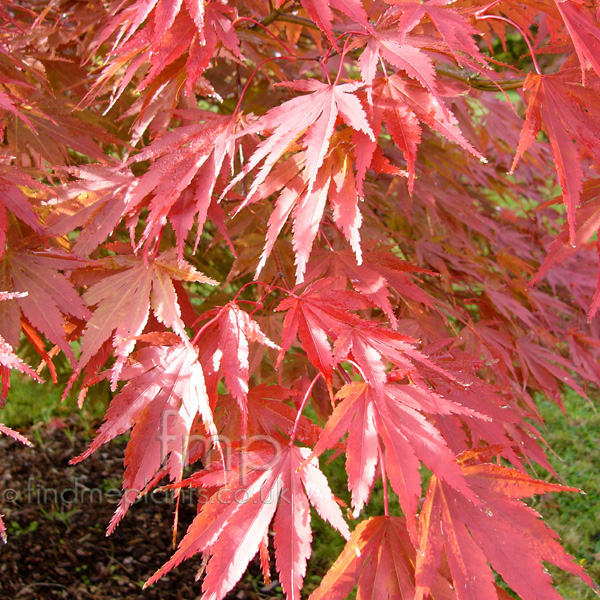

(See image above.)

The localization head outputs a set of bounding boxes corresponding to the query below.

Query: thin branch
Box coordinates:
[435,66,526,91]
[269,13,321,30]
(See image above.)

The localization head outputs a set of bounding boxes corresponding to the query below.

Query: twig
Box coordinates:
[435,66,526,91]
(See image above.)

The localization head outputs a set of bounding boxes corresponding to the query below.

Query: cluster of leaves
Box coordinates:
[1,0,600,598]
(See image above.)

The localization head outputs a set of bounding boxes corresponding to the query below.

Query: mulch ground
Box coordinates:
[0,420,280,600]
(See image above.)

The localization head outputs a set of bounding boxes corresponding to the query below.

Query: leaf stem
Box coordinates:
[344,358,368,383]
[269,13,320,30]
[333,33,358,86]
[233,55,297,116]
[322,30,361,68]
[338,365,352,384]
[272,245,292,290]
[232,280,285,304]
[191,308,225,345]
[378,444,390,517]
[234,16,296,57]
[475,14,542,75]
[289,373,322,445]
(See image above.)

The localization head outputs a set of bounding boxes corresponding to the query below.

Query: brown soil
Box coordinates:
[0,421,280,600]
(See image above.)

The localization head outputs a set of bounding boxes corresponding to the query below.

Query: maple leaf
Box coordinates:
[145,445,350,600]
[195,302,280,430]
[0,422,33,448]
[332,313,457,394]
[362,246,442,309]
[45,165,136,258]
[276,0,371,45]
[276,278,372,390]
[530,180,600,316]
[305,247,440,325]
[515,337,586,406]
[304,248,398,325]
[0,163,43,256]
[227,80,374,246]
[512,70,600,242]
[369,75,484,186]
[87,3,242,105]
[357,33,443,108]
[415,448,596,600]
[249,138,366,281]
[71,338,219,533]
[0,291,43,402]
[309,516,456,600]
[307,380,477,527]
[180,3,244,94]
[126,112,239,258]
[70,249,217,388]
[6,100,117,166]
[0,247,90,364]
[385,0,487,67]
[0,69,33,127]
[364,78,422,192]
[483,281,539,330]
[414,351,559,474]
[555,0,600,81]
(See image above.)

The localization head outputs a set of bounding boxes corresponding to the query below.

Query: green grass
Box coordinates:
[1,373,65,428]
[532,391,600,599]
[0,372,109,432]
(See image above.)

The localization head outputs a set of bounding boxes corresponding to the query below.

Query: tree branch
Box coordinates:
[435,66,526,91]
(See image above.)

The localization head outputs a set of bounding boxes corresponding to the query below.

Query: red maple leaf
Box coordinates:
[0,247,90,364]
[126,112,239,257]
[512,70,600,242]
[370,76,484,187]
[358,32,443,107]
[276,0,371,45]
[0,163,43,257]
[146,444,350,600]
[0,291,44,402]
[307,380,478,526]
[530,180,600,317]
[276,278,372,390]
[86,1,242,101]
[45,165,136,258]
[388,0,486,66]
[70,249,216,388]
[195,302,280,429]
[309,516,456,600]
[555,0,600,81]
[305,247,440,324]
[71,338,219,533]
[228,81,374,255]
[248,139,367,281]
[415,448,596,600]
[215,384,321,447]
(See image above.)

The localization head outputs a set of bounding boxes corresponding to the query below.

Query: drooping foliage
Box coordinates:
[1,1,600,598]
